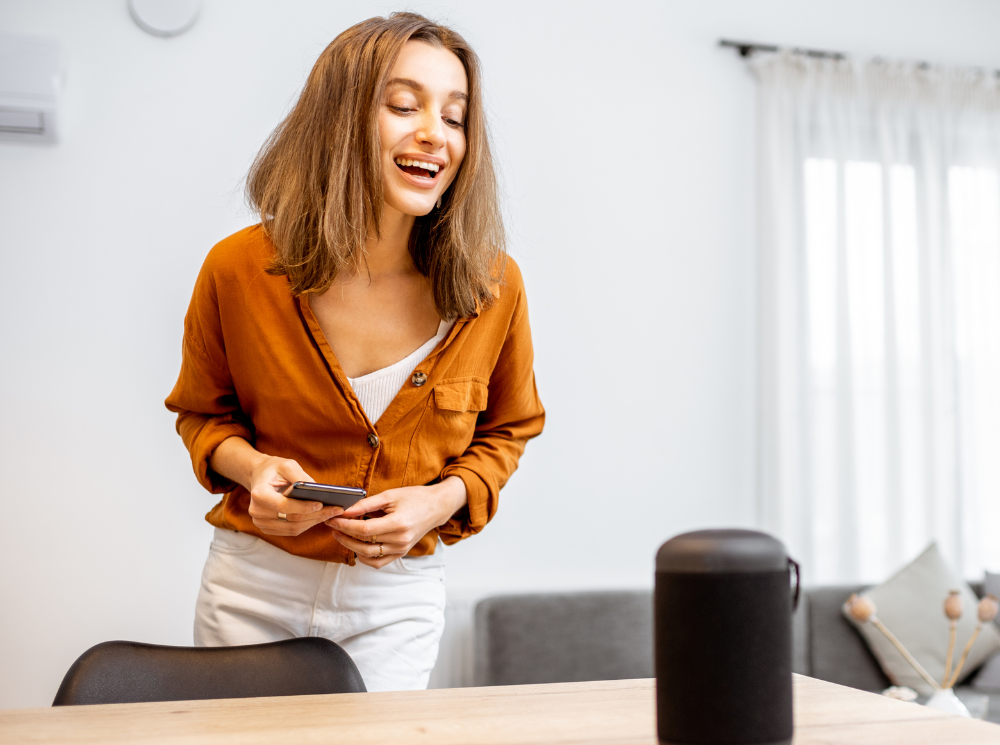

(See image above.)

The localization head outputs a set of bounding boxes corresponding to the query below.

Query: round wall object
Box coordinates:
[128,0,202,38]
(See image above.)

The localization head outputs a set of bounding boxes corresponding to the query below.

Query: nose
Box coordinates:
[415,110,445,149]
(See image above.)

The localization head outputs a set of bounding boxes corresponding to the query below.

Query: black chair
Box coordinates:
[52,637,367,706]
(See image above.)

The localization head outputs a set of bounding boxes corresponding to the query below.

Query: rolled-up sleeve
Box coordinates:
[165,261,253,494]
[437,282,545,542]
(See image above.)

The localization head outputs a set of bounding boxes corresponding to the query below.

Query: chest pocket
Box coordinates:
[402,378,489,486]
[434,379,489,412]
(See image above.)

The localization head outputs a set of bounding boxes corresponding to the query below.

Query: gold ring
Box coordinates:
[377,543,384,559]
[277,512,287,521]
[372,535,378,544]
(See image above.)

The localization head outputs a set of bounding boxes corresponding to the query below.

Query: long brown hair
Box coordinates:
[246,12,505,319]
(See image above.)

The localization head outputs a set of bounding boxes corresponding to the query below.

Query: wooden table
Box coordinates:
[1,675,998,744]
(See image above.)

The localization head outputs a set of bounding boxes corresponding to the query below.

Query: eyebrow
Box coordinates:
[386,77,468,103]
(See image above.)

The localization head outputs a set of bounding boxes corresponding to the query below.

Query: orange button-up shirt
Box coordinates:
[165,225,545,565]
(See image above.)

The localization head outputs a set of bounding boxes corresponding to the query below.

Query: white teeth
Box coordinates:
[395,157,440,174]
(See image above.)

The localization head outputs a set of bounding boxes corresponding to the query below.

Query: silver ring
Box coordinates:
[277,512,287,521]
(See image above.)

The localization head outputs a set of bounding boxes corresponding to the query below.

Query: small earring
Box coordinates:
[436,194,442,210]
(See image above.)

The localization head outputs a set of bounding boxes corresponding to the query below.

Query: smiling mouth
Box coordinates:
[395,157,441,179]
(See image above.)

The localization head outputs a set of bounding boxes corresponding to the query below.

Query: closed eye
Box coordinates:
[389,104,463,129]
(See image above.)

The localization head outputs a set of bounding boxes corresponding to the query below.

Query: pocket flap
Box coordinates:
[434,379,488,412]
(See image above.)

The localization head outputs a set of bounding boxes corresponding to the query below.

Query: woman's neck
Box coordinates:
[362,205,417,278]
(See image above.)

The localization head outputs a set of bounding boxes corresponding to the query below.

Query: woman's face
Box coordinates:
[379,41,468,218]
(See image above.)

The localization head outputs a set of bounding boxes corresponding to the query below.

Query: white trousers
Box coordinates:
[194,527,447,692]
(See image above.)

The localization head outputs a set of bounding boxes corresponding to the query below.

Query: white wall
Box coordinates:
[3,0,1000,709]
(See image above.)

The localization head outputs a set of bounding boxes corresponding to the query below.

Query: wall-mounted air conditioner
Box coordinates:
[0,33,62,144]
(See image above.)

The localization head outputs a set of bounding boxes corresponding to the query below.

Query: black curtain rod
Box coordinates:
[719,39,846,60]
[718,38,1000,76]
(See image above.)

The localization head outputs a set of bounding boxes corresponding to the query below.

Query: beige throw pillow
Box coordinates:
[842,543,1000,696]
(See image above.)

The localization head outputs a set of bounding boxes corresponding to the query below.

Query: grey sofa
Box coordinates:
[474,591,654,686]
[474,586,1000,723]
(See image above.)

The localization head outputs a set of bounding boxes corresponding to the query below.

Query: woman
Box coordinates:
[165,12,544,692]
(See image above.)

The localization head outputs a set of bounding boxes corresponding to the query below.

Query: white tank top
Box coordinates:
[346,319,454,425]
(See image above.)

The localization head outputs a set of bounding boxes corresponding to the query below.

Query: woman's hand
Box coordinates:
[247,455,344,536]
[326,476,467,568]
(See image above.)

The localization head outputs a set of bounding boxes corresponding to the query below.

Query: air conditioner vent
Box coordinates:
[0,107,45,134]
[0,34,61,143]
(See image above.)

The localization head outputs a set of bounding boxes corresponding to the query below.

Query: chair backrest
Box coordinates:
[52,637,366,706]
[473,591,654,686]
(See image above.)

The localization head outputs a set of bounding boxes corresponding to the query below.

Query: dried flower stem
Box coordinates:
[943,620,957,686]
[945,624,982,690]
[871,618,942,692]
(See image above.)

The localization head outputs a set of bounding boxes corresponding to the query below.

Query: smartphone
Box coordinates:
[283,482,367,509]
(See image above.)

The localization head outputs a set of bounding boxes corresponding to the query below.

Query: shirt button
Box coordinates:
[367,433,379,449]
[412,371,427,387]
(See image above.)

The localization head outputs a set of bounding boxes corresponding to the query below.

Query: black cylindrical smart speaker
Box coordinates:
[655,529,799,745]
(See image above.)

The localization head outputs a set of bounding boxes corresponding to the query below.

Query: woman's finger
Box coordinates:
[278,499,343,519]
[253,484,341,518]
[251,489,322,515]
[272,459,314,488]
[255,515,332,537]
[250,459,317,511]
[338,493,392,519]
[355,553,403,569]
[331,529,402,558]
[280,505,343,522]
[327,513,401,540]
[249,495,339,520]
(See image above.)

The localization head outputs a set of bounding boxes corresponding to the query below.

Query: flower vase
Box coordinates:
[924,688,970,717]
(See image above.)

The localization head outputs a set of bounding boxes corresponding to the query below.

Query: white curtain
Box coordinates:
[754,52,1000,584]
